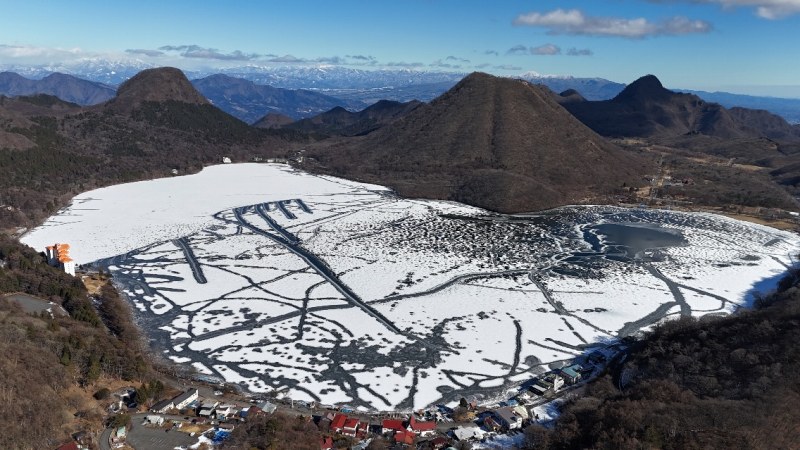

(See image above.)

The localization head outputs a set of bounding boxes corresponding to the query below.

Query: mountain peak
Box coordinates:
[306,71,648,213]
[111,67,208,110]
[615,74,670,102]
[557,89,587,104]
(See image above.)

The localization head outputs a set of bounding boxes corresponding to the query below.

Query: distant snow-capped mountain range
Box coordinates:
[0,60,618,94]
[1,60,798,123]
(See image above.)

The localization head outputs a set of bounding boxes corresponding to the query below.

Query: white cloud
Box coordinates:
[268,54,306,63]
[658,0,800,19]
[158,45,260,61]
[513,9,712,38]
[0,44,87,61]
[385,61,425,68]
[126,49,164,57]
[531,44,561,55]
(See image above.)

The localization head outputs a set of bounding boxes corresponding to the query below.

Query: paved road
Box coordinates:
[99,426,112,450]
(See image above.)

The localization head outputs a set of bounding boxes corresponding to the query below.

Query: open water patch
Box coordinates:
[583,222,688,259]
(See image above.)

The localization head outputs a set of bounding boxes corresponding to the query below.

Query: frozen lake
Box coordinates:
[22,163,800,410]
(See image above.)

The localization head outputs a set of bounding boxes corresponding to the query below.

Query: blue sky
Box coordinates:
[1,0,799,95]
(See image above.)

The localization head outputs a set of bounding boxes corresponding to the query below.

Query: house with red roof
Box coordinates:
[409,415,437,437]
[382,419,406,434]
[330,413,348,433]
[342,417,361,437]
[395,430,415,445]
[320,436,334,450]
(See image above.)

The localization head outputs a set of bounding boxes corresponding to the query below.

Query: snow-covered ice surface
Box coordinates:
[23,164,800,410]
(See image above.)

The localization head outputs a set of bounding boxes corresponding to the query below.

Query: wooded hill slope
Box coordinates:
[304,72,651,213]
[525,269,800,450]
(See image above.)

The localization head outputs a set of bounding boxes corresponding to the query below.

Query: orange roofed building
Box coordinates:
[45,243,76,276]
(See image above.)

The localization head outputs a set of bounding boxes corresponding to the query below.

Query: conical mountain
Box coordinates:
[306,72,649,213]
[108,67,208,112]
[564,74,751,138]
[555,89,587,104]
[613,74,673,103]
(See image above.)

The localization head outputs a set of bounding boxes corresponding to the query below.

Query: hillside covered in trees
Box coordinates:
[0,236,154,449]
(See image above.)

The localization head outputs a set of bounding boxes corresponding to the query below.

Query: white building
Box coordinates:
[45,243,76,276]
[171,388,199,410]
[143,415,165,426]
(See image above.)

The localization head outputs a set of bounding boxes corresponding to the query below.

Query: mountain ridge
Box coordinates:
[260,99,422,136]
[192,73,361,123]
[563,74,800,141]
[304,72,650,213]
[0,71,115,105]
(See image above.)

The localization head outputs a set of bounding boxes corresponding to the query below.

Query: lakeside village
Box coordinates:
[33,242,625,450]
[65,347,619,450]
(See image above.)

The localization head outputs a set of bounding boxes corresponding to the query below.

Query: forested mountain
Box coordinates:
[258,99,422,136]
[0,67,303,229]
[564,75,800,141]
[304,72,650,213]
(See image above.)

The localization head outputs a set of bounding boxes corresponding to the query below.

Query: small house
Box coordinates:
[395,430,415,445]
[493,406,522,430]
[382,419,406,434]
[143,415,165,426]
[331,413,348,433]
[216,404,237,420]
[560,364,582,385]
[453,426,483,441]
[342,417,361,437]
[320,437,334,450]
[199,400,219,417]
[513,405,529,420]
[529,384,548,396]
[172,388,199,410]
[409,416,436,437]
[150,399,174,414]
[257,401,277,414]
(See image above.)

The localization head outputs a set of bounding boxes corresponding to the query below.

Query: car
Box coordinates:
[213,390,223,396]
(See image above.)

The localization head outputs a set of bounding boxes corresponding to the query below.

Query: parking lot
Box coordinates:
[125,420,196,450]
